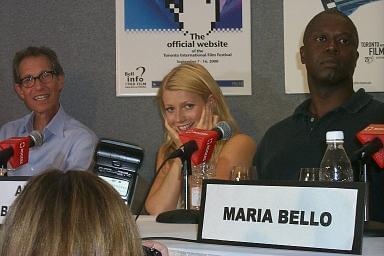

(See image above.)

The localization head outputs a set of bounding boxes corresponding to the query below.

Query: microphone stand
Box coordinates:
[0,161,7,176]
[357,158,369,222]
[156,142,200,224]
[0,153,11,176]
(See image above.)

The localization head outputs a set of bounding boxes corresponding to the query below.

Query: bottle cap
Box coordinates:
[326,131,344,141]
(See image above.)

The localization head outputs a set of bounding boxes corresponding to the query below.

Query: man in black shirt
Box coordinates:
[256,10,384,222]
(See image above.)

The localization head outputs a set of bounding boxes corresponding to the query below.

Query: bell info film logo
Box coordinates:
[124,66,147,88]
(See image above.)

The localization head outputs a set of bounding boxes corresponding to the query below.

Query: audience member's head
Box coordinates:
[0,170,144,256]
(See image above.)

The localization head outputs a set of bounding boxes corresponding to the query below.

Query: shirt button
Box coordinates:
[310,117,315,122]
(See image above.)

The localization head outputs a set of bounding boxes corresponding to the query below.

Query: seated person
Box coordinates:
[0,170,168,256]
[145,63,256,215]
[0,46,97,176]
[255,10,384,222]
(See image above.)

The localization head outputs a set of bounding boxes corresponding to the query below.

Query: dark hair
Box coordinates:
[303,9,359,47]
[13,46,64,83]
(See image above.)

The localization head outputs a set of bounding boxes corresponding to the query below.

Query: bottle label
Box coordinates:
[191,186,201,207]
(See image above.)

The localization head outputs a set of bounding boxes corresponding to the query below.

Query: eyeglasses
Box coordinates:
[19,70,56,88]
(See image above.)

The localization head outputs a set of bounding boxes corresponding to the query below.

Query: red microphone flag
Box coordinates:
[179,128,219,165]
[356,124,384,168]
[0,137,30,168]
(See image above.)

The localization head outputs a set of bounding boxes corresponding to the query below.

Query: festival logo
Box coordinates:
[124,66,147,88]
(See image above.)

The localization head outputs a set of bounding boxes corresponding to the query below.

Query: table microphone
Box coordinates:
[136,122,232,223]
[0,131,43,168]
[179,121,232,165]
[354,124,384,236]
[155,122,232,224]
[135,141,198,222]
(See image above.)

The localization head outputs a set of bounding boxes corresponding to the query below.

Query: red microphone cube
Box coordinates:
[356,124,384,168]
[6,137,30,168]
[179,128,219,165]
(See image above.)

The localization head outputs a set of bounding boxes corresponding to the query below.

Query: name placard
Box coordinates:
[0,176,29,224]
[198,180,365,255]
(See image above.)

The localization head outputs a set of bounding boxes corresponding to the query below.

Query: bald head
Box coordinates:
[303,10,359,47]
[299,9,360,89]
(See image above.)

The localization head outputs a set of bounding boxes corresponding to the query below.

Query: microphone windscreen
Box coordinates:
[356,124,384,168]
[29,130,43,147]
[216,121,232,140]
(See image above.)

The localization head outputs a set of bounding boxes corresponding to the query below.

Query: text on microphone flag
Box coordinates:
[0,137,30,168]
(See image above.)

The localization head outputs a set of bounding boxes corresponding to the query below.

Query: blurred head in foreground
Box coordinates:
[0,170,144,256]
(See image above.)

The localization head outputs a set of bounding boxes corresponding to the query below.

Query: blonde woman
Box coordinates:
[0,170,168,256]
[145,63,256,215]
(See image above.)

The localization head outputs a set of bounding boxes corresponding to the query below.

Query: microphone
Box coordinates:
[134,141,198,222]
[0,131,43,168]
[143,122,231,224]
[166,140,198,161]
[177,121,232,165]
[355,124,384,168]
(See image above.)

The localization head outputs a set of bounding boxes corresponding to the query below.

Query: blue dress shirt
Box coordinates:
[0,106,98,176]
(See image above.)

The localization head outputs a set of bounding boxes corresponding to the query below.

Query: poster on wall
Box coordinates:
[284,0,384,93]
[116,0,251,96]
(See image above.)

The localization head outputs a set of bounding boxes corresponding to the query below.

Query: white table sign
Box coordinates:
[198,180,365,254]
[0,177,29,224]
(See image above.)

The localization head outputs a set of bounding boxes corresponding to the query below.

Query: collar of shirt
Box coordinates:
[21,105,67,141]
[293,88,372,121]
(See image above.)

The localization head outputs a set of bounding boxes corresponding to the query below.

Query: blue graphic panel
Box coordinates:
[124,0,179,30]
[124,0,243,32]
[321,0,380,15]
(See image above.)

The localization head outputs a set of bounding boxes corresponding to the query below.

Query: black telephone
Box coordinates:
[94,139,144,205]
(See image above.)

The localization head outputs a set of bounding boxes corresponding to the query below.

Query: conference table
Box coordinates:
[137,216,384,256]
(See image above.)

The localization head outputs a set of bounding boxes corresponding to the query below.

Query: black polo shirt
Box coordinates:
[256,89,384,222]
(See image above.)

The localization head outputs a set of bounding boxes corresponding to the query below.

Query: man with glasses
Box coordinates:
[0,46,97,176]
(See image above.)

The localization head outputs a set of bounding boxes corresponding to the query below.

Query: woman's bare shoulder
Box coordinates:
[225,133,256,148]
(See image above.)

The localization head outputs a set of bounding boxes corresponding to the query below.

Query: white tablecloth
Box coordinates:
[137,215,384,256]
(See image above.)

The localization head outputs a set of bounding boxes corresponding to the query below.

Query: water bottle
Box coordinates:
[320,131,353,182]
[190,161,215,210]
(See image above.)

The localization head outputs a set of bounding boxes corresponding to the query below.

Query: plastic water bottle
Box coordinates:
[190,161,215,210]
[320,131,353,182]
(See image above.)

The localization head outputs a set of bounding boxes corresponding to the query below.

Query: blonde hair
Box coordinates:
[157,63,239,163]
[0,170,144,256]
